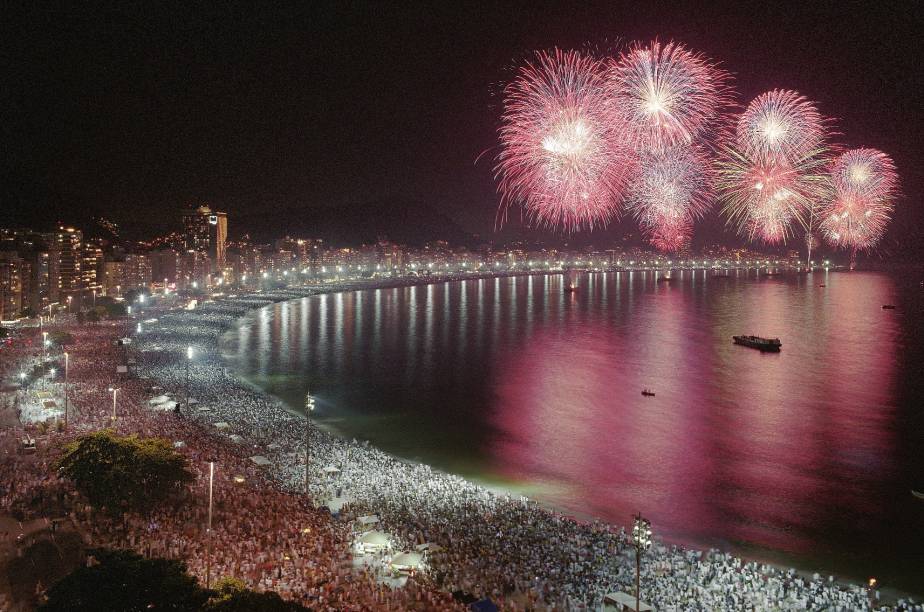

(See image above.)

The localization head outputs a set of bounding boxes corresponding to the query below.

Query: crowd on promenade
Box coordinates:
[1,281,922,610]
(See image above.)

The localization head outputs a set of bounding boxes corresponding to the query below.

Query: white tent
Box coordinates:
[356,515,379,526]
[390,552,423,570]
[325,495,353,514]
[322,465,341,475]
[160,401,177,411]
[249,455,272,467]
[604,592,654,612]
[228,434,244,444]
[358,531,390,550]
[149,395,171,405]
[214,422,231,430]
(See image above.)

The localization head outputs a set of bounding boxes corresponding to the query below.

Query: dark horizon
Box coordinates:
[4,2,922,255]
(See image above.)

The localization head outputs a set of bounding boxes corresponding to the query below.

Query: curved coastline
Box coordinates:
[138,271,913,608]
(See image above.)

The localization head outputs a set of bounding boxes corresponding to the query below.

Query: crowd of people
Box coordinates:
[1,281,921,610]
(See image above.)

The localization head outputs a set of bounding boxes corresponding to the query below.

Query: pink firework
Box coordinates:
[627,145,713,250]
[645,215,693,252]
[736,90,826,162]
[820,148,897,250]
[495,49,636,230]
[717,147,831,244]
[607,40,732,151]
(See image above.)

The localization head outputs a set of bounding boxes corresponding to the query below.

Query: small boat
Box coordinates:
[733,335,782,352]
[913,490,924,500]
[565,284,578,293]
[657,276,676,283]
[882,304,896,310]
[641,389,655,397]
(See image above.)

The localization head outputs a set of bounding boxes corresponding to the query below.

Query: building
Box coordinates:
[0,251,23,321]
[150,249,180,286]
[123,253,152,292]
[182,205,227,273]
[48,227,83,302]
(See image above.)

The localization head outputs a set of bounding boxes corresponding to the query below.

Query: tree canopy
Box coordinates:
[56,430,194,513]
[39,552,308,612]
[39,548,207,612]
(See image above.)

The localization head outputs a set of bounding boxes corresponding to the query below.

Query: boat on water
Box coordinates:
[882,304,896,310]
[733,335,782,352]
[657,276,676,283]
[641,389,655,397]
[565,284,578,293]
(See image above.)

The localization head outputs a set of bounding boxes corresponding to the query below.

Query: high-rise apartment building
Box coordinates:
[182,205,227,273]
[0,252,23,320]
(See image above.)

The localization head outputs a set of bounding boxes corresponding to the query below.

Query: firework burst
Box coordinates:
[607,40,732,151]
[627,145,712,250]
[736,89,826,162]
[717,146,831,244]
[495,49,636,230]
[820,148,897,250]
[645,215,693,252]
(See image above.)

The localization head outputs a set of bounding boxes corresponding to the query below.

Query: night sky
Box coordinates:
[4,2,923,253]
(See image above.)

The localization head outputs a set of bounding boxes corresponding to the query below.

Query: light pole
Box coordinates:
[42,331,48,389]
[304,392,315,496]
[206,461,214,589]
[64,352,69,431]
[108,387,119,421]
[632,513,652,612]
[185,346,194,413]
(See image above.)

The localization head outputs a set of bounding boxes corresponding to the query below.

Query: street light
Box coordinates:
[64,352,69,430]
[632,513,652,612]
[42,331,49,389]
[206,461,215,589]
[108,387,120,421]
[304,392,316,496]
[185,346,194,413]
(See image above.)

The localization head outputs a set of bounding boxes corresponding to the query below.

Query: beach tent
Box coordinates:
[214,422,231,430]
[604,592,654,612]
[358,531,390,550]
[356,515,379,527]
[149,395,171,405]
[325,495,353,514]
[228,434,244,444]
[322,465,341,475]
[160,401,177,411]
[249,455,272,467]
[390,552,423,570]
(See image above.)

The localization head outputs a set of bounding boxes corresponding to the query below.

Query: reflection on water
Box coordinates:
[223,270,924,592]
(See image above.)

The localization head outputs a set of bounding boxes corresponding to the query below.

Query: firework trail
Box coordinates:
[627,145,712,250]
[736,89,826,162]
[495,49,636,230]
[607,40,732,151]
[820,148,897,250]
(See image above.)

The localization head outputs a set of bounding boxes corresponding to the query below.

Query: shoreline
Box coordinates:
[174,272,917,605]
